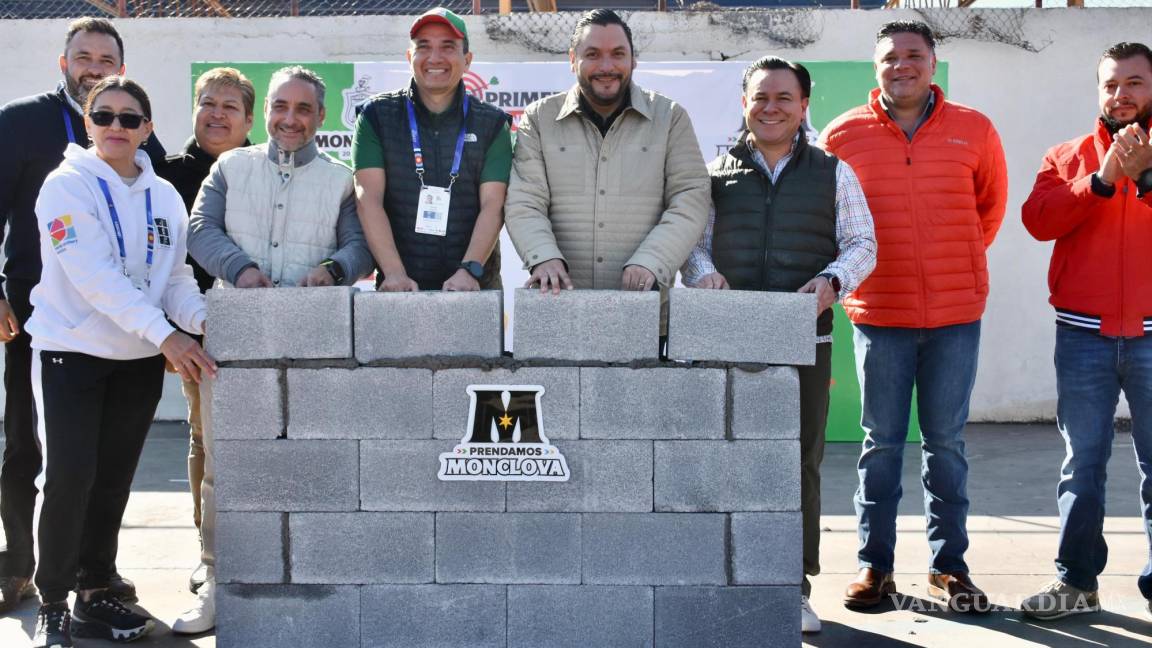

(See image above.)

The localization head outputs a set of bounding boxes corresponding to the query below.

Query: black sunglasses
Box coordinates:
[88,111,149,129]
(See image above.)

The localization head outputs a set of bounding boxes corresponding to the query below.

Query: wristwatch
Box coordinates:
[460,260,484,280]
[319,258,345,284]
[817,272,841,294]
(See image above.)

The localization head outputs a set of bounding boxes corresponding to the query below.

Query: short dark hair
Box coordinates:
[742,56,811,99]
[570,9,635,56]
[269,65,327,108]
[1100,41,1152,73]
[876,20,936,52]
[84,76,151,120]
[65,17,124,63]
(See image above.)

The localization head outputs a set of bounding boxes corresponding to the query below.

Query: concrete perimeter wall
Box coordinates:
[206,286,810,647]
[5,8,1151,421]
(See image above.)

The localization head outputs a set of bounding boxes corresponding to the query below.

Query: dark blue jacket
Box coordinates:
[0,85,166,299]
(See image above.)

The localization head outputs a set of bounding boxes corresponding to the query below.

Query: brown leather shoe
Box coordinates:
[843,568,896,609]
[928,572,991,613]
[0,575,36,614]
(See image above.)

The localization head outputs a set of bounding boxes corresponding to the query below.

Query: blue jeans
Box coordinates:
[1054,324,1152,596]
[853,321,980,574]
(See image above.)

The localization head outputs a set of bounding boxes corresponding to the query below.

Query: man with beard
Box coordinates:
[0,17,164,613]
[505,8,709,297]
[183,66,373,634]
[155,67,254,602]
[819,21,1007,614]
[354,8,511,292]
[1020,41,1152,621]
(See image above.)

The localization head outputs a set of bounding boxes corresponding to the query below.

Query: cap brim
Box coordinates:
[409,16,466,40]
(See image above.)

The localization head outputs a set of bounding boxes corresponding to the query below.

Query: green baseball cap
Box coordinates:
[409,8,468,41]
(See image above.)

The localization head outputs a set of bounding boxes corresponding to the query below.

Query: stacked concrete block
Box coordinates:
[513,288,660,361]
[205,286,354,360]
[667,288,817,365]
[354,289,503,361]
[211,289,808,648]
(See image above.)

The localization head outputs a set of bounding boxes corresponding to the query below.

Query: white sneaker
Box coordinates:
[172,580,215,635]
[801,596,822,633]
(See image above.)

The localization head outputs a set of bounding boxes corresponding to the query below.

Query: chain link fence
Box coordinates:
[0,0,474,19]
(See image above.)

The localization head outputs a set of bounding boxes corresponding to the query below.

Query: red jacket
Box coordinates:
[1022,119,1152,337]
[819,86,1008,328]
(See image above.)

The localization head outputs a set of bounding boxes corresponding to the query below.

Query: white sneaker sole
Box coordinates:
[1021,602,1100,621]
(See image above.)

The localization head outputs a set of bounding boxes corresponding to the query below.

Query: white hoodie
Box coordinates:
[29,144,206,360]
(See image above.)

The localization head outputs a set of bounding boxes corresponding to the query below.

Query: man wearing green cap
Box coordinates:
[353,8,512,292]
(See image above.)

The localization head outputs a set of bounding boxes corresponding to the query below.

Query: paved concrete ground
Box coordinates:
[0,422,1150,647]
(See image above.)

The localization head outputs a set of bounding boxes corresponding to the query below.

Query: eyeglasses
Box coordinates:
[88,111,149,129]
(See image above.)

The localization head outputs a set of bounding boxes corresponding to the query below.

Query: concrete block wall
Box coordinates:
[210,287,810,648]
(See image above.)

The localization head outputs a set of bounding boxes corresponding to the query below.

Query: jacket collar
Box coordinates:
[1093,115,1152,158]
[557,82,653,122]
[265,139,319,167]
[180,136,252,167]
[867,84,946,132]
[56,81,84,117]
[63,142,158,193]
[406,79,466,122]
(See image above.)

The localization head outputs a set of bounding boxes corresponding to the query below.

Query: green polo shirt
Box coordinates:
[352,110,513,184]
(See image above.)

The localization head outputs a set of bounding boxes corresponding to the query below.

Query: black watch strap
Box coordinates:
[818,272,841,294]
[460,260,484,280]
[320,259,344,284]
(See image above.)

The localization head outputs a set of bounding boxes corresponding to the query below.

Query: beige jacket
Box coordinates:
[505,83,710,289]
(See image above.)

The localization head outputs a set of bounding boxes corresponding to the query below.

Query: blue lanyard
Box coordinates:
[61,106,77,144]
[97,177,154,287]
[405,93,469,189]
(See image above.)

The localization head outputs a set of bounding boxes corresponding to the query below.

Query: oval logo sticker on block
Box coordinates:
[438,385,570,482]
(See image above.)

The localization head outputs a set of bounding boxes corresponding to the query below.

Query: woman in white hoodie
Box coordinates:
[28,76,216,648]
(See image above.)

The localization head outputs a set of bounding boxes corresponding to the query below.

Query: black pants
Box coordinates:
[33,351,164,603]
[0,278,38,578]
[801,342,833,597]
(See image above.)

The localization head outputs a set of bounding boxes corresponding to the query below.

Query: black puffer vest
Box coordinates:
[709,135,839,336]
[362,81,509,289]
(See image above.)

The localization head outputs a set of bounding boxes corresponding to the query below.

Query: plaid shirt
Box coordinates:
[682,133,877,341]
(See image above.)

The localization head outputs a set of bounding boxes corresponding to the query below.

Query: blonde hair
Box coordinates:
[194,67,256,117]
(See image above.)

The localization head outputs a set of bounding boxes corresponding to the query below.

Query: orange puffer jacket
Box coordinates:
[1022,120,1152,338]
[819,86,1008,328]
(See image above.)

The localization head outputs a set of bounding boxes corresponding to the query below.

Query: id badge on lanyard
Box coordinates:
[97,177,154,291]
[407,95,469,238]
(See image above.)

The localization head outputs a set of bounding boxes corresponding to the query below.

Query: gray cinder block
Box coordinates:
[360,441,505,512]
[667,288,816,365]
[216,584,359,648]
[436,513,581,584]
[731,513,803,585]
[211,368,282,440]
[287,368,433,439]
[205,286,353,361]
[580,368,726,439]
[508,586,654,648]
[289,513,433,584]
[354,290,503,361]
[583,514,725,585]
[512,289,659,361]
[654,586,801,648]
[433,367,579,440]
[361,585,507,648]
[215,512,284,584]
[214,440,358,512]
[506,441,652,512]
[731,367,801,440]
[654,441,801,512]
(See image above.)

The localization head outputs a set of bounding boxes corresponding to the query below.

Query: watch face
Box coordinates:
[463,261,484,279]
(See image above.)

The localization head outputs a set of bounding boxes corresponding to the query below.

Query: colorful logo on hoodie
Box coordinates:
[47,215,77,252]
